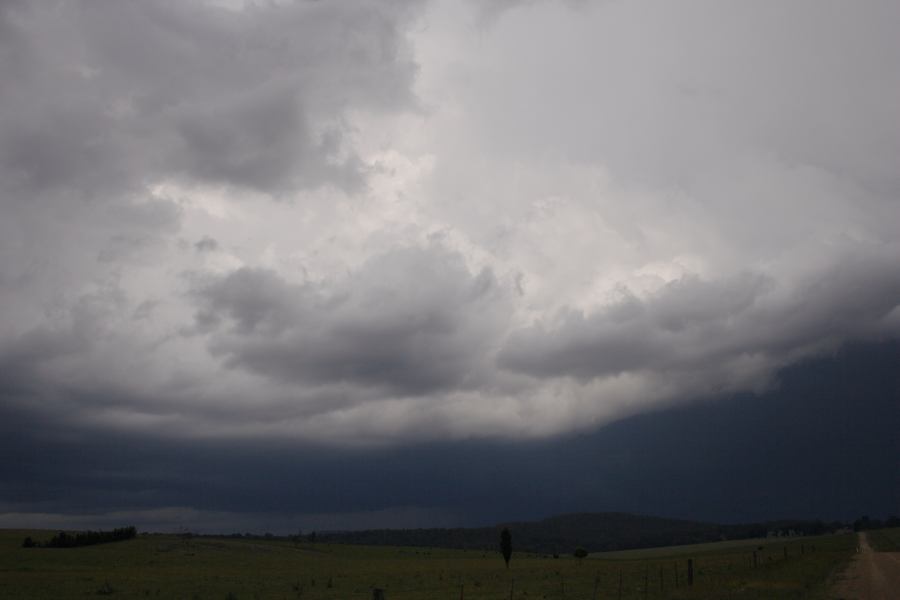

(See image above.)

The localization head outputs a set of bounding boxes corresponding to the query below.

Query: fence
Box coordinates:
[347,547,813,600]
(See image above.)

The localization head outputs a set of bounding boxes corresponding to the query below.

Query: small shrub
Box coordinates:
[96,581,114,595]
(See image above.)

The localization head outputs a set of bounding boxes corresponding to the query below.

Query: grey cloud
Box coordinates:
[742,251,900,355]
[0,0,421,197]
[432,0,900,242]
[499,255,900,384]
[0,277,133,373]
[170,84,364,192]
[0,327,84,383]
[467,0,588,25]
[1,0,899,452]
[194,236,219,253]
[195,245,510,395]
[97,199,184,262]
[108,199,183,232]
[0,327,98,414]
[499,272,773,379]
[0,0,436,445]
[415,0,900,416]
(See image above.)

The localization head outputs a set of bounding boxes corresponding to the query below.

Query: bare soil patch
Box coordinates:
[832,532,900,600]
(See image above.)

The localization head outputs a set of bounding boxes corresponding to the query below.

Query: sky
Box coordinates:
[1,0,898,532]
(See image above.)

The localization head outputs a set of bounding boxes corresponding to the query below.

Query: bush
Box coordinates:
[96,581,114,595]
[42,526,138,548]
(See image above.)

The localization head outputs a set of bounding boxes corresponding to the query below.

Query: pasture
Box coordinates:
[0,528,854,599]
[865,526,900,552]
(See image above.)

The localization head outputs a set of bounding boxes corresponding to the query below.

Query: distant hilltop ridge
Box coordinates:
[317,512,842,554]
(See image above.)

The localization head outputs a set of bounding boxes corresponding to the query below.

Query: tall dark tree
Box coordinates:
[500,528,512,568]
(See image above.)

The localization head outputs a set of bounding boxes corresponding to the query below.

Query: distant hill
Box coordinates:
[319,512,833,554]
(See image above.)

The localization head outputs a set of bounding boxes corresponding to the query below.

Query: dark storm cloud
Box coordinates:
[0,327,84,400]
[193,245,508,394]
[2,342,897,530]
[0,0,420,197]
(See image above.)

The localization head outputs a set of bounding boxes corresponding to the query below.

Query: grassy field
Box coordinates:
[0,528,855,599]
[866,527,900,552]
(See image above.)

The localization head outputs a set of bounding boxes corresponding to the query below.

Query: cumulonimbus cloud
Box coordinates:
[1,0,899,447]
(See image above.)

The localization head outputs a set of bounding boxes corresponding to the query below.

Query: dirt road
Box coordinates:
[832,532,900,600]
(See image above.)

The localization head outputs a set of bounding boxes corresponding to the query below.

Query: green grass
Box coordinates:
[595,533,836,559]
[0,528,855,599]
[866,527,900,552]
[597,536,773,560]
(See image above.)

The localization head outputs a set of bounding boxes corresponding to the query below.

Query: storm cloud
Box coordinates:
[0,0,419,197]
[194,245,508,395]
[2,343,897,529]
[1,0,899,457]
[500,252,900,388]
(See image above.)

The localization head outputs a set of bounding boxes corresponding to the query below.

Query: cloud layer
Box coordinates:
[1,0,899,448]
[3,342,897,529]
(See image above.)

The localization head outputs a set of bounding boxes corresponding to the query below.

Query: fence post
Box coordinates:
[674,562,679,587]
[372,588,385,600]
[593,573,600,600]
[660,565,664,593]
[509,577,514,600]
[643,566,649,600]
[617,570,623,600]
[687,559,694,586]
[459,582,464,600]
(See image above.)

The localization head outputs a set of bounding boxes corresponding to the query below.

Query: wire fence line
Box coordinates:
[296,549,816,600]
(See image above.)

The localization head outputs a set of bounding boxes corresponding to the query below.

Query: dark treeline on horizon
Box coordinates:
[312,514,839,555]
[186,512,899,555]
[17,513,899,555]
[853,515,900,532]
[22,526,137,549]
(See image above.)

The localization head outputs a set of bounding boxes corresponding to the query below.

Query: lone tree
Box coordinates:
[500,528,512,569]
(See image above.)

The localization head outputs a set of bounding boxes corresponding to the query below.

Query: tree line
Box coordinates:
[852,515,900,532]
[22,526,137,549]
[315,512,857,554]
